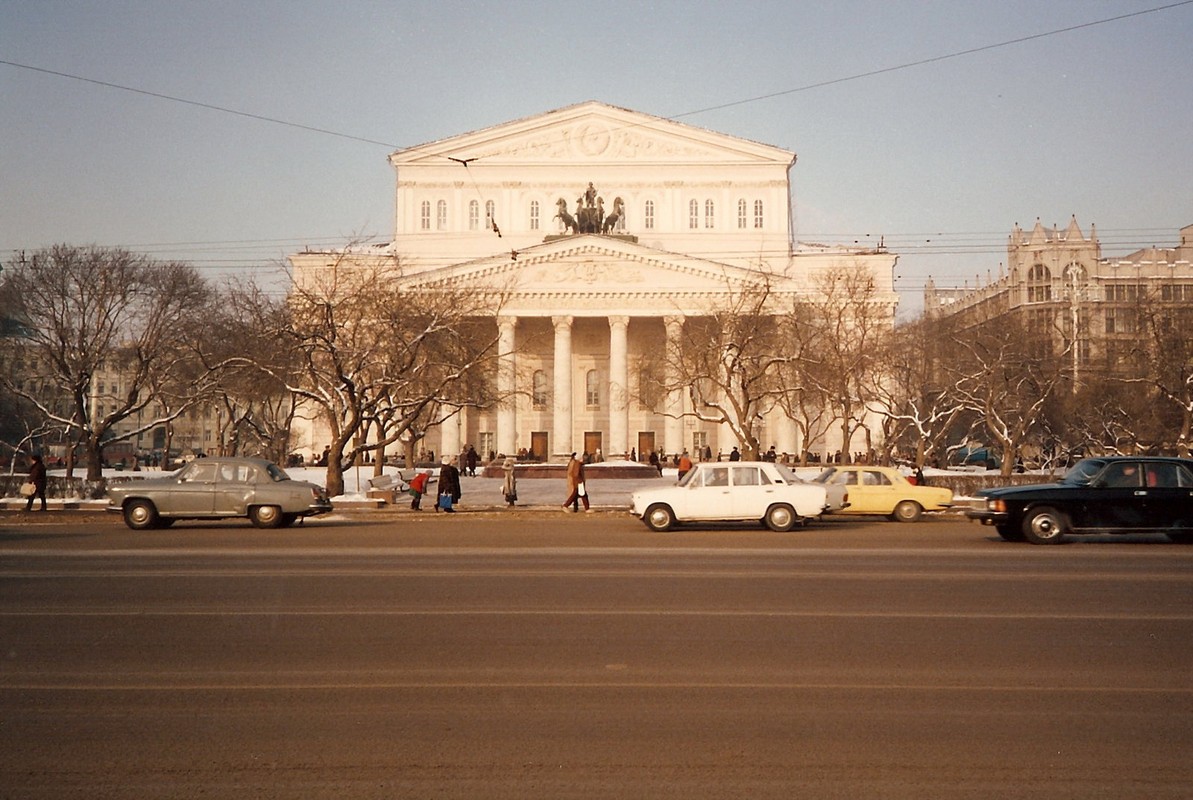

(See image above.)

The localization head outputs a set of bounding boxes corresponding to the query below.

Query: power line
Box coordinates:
[3,2,1189,154]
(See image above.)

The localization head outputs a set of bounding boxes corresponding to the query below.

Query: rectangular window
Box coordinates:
[530,200,540,231]
[754,200,764,228]
[704,200,715,229]
[420,201,431,230]
[737,199,747,229]
[689,200,699,229]
[436,200,447,230]
[644,200,655,230]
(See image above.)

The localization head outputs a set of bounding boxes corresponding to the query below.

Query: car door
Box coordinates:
[729,465,774,519]
[214,462,255,515]
[165,461,218,514]
[857,469,899,514]
[1140,462,1193,531]
[683,465,732,520]
[1080,461,1148,531]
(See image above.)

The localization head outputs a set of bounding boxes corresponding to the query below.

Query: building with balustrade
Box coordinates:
[289,102,898,463]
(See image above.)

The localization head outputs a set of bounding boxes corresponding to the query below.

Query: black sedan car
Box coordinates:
[967,456,1193,544]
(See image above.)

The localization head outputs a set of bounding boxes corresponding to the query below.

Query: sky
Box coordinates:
[3,0,1192,316]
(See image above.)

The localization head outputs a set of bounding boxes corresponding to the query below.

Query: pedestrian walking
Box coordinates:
[562,452,590,512]
[501,457,518,507]
[24,453,47,512]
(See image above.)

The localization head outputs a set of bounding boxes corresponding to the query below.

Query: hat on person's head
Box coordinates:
[571,452,577,459]
[442,455,450,464]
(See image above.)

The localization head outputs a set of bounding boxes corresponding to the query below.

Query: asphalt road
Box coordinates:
[2,510,1192,798]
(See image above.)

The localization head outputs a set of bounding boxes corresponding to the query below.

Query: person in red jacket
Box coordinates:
[407,470,432,510]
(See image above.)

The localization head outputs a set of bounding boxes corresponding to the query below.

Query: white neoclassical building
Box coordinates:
[290,101,897,462]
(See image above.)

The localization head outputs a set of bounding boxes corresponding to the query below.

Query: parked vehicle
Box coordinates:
[106,456,333,530]
[966,456,1193,544]
[630,461,829,532]
[812,465,953,522]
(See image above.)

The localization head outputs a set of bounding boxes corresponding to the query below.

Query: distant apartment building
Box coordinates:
[924,218,1193,376]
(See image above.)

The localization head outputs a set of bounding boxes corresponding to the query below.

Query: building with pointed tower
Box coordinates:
[924,217,1193,379]
[290,102,899,463]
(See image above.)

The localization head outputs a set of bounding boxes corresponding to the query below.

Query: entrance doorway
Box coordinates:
[583,431,603,460]
[637,431,655,461]
[530,431,548,462]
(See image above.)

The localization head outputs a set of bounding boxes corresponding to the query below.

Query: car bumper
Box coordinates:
[303,501,334,517]
[965,510,1009,526]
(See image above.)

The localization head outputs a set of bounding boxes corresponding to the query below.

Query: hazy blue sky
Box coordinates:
[3,0,1191,314]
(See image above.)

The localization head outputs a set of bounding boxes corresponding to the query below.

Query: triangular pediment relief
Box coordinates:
[391,101,793,166]
[401,237,792,313]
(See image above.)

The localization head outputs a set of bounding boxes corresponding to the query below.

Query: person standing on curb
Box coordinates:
[25,453,48,512]
[437,456,461,512]
[562,452,590,512]
[501,457,518,507]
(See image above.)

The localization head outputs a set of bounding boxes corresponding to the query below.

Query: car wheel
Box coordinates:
[891,500,923,523]
[644,504,676,532]
[995,524,1024,542]
[764,504,798,532]
[249,505,284,529]
[1022,506,1068,545]
[123,499,159,530]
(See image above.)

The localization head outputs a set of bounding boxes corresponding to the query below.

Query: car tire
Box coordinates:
[891,500,923,523]
[123,499,160,530]
[764,504,799,532]
[249,504,284,529]
[1022,506,1068,545]
[644,504,676,532]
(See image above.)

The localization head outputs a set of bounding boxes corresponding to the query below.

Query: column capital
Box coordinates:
[663,314,685,332]
[608,315,630,329]
[551,315,574,331]
[497,315,518,330]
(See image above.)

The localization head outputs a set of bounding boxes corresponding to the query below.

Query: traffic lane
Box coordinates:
[4,547,1193,692]
[5,685,1190,799]
[3,537,1193,797]
[0,508,1185,551]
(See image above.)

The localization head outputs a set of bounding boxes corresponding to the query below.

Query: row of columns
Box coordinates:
[438,314,803,461]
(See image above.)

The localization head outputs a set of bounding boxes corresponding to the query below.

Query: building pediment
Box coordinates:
[391,101,794,167]
[400,236,795,315]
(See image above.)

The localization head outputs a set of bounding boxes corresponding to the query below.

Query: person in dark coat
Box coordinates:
[25,453,48,512]
[436,456,462,512]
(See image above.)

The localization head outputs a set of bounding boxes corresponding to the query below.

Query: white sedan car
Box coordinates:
[630,461,830,532]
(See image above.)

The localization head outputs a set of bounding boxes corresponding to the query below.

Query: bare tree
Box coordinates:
[660,277,794,460]
[1124,290,1193,456]
[945,315,1073,477]
[234,251,506,496]
[0,246,217,481]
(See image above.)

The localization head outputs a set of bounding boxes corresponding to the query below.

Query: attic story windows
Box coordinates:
[420,201,431,230]
[469,200,480,231]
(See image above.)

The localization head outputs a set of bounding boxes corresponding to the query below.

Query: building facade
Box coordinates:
[925,218,1193,379]
[290,102,898,462]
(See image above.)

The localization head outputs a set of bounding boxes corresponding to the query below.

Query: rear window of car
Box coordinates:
[265,463,291,482]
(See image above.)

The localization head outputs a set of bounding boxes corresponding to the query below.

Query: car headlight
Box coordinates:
[986,499,1006,512]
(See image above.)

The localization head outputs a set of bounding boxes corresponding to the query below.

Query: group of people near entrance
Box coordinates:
[402,451,591,513]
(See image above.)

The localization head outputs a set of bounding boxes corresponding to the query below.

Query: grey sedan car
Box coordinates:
[106,456,333,529]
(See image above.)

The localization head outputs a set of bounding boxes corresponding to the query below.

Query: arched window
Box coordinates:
[529,200,540,231]
[532,370,548,408]
[485,200,496,230]
[753,200,764,229]
[585,369,600,408]
[644,200,655,230]
[468,200,479,231]
[436,200,447,230]
[737,199,747,229]
[704,199,715,228]
[1027,264,1052,302]
[689,199,699,229]
[420,201,431,230]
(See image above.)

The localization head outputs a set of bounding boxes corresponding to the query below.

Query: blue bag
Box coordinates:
[437,493,453,510]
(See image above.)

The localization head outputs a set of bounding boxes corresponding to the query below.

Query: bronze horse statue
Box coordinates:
[554,198,578,234]
[601,197,625,234]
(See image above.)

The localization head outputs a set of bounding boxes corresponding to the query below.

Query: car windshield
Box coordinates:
[1060,459,1106,486]
[811,469,834,484]
[264,463,292,482]
[773,464,800,485]
[677,467,697,487]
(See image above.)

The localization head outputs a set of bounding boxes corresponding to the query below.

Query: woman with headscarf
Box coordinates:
[501,457,517,507]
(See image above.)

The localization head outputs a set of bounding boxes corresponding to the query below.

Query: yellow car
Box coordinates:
[812,465,953,522]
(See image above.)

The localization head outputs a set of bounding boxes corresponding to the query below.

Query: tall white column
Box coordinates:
[663,315,685,457]
[496,316,517,457]
[608,315,629,459]
[438,403,460,462]
[552,315,574,457]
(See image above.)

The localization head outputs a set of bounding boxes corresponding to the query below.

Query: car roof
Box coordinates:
[1080,456,1193,464]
